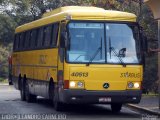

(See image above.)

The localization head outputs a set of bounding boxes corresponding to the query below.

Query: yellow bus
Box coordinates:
[12,6,145,112]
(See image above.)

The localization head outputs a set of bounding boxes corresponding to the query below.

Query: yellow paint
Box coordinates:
[15,6,136,33]
[12,6,142,92]
[64,63,143,90]
[12,49,58,81]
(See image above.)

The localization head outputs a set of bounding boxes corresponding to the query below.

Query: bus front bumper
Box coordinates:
[59,89,142,104]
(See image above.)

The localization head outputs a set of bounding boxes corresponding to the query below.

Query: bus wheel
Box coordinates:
[53,90,63,111]
[111,103,122,113]
[8,74,13,85]
[25,80,37,103]
[49,80,54,101]
[9,81,13,85]
[20,79,26,101]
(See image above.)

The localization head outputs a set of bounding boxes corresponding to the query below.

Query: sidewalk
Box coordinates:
[127,95,160,116]
[0,82,9,86]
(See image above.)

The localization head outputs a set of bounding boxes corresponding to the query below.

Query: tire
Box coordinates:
[20,79,26,101]
[111,103,122,113]
[25,80,37,103]
[49,81,54,100]
[8,74,13,85]
[9,81,13,85]
[53,88,64,111]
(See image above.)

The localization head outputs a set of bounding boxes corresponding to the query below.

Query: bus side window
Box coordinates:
[22,32,26,49]
[24,32,28,49]
[34,29,39,48]
[42,27,46,47]
[19,33,22,50]
[16,34,20,51]
[19,33,25,50]
[51,23,59,47]
[31,29,37,49]
[25,31,31,50]
[29,31,33,49]
[37,27,44,48]
[13,34,17,51]
[44,25,52,47]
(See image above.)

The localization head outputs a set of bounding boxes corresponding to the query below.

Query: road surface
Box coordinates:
[0,85,155,120]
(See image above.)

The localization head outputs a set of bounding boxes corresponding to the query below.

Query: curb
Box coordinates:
[0,83,9,86]
[126,104,160,116]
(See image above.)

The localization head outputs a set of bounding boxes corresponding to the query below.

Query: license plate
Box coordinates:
[99,97,111,102]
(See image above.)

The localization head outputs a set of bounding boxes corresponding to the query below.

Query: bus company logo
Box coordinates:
[103,83,110,89]
[120,72,141,78]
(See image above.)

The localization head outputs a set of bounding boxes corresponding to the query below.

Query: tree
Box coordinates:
[0,45,9,80]
[0,14,17,44]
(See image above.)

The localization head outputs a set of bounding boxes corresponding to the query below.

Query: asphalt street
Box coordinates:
[0,85,156,120]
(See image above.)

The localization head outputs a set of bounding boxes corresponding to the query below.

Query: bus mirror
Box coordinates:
[60,32,66,48]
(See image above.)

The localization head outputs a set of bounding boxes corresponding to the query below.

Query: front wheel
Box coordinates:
[53,89,64,111]
[111,103,122,113]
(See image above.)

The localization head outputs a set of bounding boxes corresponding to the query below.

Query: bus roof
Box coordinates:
[15,6,137,33]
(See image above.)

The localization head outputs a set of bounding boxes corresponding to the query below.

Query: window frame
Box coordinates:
[13,22,59,52]
[65,20,142,65]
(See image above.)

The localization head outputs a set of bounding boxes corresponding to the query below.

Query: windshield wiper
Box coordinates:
[109,38,126,67]
[74,55,86,62]
[86,38,102,66]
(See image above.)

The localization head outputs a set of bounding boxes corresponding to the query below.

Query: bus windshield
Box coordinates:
[67,22,141,64]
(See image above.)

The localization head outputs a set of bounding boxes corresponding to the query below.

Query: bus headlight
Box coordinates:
[70,81,76,87]
[77,82,84,88]
[127,82,141,89]
[69,81,84,89]
[128,82,134,88]
[134,82,140,88]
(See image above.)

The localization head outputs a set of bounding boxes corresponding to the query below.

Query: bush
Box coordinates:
[0,77,4,82]
[0,45,9,80]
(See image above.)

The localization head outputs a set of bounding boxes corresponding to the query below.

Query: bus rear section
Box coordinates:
[8,55,13,85]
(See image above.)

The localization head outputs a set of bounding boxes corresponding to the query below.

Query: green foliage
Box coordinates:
[0,14,17,44]
[0,45,9,79]
[0,77,4,82]
[0,0,158,91]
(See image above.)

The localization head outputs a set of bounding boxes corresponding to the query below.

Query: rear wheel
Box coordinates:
[25,79,37,103]
[111,103,122,113]
[8,74,13,85]
[9,81,13,85]
[20,78,26,101]
[49,81,54,101]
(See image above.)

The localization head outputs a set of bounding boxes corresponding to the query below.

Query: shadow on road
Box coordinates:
[35,98,141,118]
[0,85,141,119]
